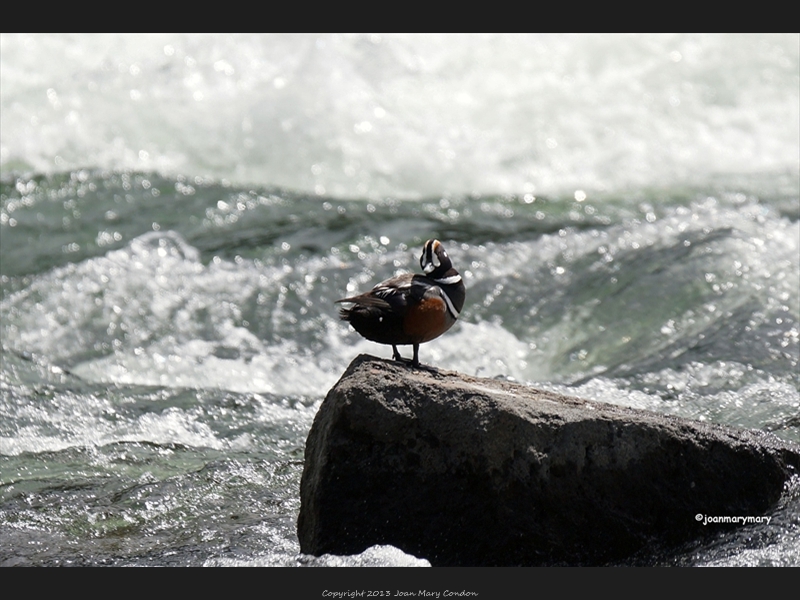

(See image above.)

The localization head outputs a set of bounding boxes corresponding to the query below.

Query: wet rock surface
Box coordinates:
[298,355,800,565]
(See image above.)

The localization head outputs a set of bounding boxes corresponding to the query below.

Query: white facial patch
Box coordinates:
[422,241,444,273]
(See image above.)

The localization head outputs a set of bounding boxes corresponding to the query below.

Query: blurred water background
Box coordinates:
[1,33,798,566]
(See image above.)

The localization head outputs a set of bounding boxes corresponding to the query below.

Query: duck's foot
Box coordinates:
[391,344,426,369]
[388,343,438,372]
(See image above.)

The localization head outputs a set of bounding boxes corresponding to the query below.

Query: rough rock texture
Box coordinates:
[298,355,800,566]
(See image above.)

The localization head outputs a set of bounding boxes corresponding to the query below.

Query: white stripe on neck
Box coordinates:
[434,274,461,285]
[440,288,460,319]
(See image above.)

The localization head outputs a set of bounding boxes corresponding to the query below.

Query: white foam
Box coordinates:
[0,393,223,456]
[204,544,431,567]
[2,34,796,199]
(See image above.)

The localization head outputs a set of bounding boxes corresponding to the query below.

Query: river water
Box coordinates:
[1,33,798,566]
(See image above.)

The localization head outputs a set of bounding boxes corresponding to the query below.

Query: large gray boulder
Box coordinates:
[298,355,800,566]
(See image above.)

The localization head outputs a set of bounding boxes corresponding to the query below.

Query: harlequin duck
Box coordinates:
[336,239,466,367]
